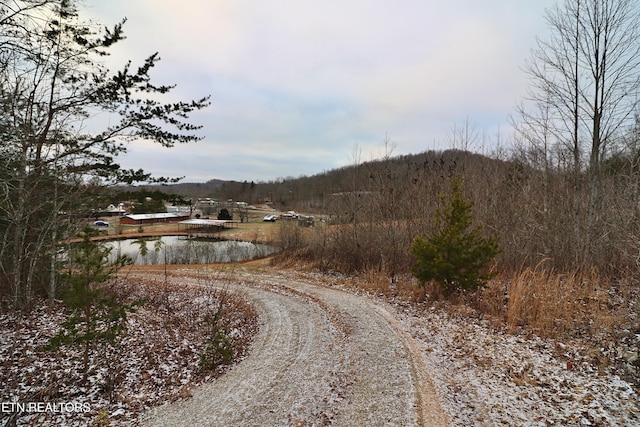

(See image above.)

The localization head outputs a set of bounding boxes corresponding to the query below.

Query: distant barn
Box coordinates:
[119,212,189,225]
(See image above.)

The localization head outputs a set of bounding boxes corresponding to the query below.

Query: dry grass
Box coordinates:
[473,261,630,340]
[334,267,427,304]
[308,253,633,346]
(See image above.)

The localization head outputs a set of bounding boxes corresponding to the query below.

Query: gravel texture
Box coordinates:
[140,269,448,426]
[4,266,637,426]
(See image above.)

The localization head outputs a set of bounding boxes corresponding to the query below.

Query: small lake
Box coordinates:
[104,236,278,265]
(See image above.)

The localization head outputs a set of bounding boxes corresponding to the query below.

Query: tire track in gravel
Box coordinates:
[269,274,449,427]
[140,270,448,426]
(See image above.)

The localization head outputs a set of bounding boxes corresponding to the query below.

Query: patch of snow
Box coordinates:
[2,269,638,426]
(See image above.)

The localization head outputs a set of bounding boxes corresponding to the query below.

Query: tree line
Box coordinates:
[2,0,640,306]
[271,0,640,283]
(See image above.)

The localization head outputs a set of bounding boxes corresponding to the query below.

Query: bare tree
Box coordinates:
[517,0,640,266]
[448,116,479,153]
[525,0,640,171]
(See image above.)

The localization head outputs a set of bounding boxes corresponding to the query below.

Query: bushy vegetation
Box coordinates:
[411,176,499,295]
[217,208,233,220]
[1,275,258,424]
[47,227,138,381]
[199,297,236,374]
[271,139,640,380]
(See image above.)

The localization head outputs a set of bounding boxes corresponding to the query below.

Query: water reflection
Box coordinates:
[105,236,278,265]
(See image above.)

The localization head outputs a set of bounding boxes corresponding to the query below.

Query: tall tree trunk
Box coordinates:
[10,147,28,306]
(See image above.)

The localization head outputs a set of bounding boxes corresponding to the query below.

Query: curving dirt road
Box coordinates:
[140,270,448,427]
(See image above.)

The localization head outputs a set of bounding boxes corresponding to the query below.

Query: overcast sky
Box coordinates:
[82,0,556,183]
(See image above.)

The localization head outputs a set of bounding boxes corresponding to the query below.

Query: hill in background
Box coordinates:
[133,149,505,213]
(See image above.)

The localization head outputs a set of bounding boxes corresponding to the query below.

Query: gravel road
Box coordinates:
[140,270,448,426]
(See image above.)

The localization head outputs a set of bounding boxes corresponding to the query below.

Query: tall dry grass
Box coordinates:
[475,261,629,340]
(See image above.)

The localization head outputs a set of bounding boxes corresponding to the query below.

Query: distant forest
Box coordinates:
[131,144,640,274]
[130,149,496,213]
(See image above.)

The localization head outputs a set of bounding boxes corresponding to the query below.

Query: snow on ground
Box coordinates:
[0,278,258,426]
[394,304,639,426]
[307,270,640,426]
[1,268,639,426]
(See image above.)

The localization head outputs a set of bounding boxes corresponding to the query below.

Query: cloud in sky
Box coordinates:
[82,0,555,182]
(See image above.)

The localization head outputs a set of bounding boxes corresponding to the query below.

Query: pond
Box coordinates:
[104,236,279,265]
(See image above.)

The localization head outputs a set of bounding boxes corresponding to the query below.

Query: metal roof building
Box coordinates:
[119,212,189,225]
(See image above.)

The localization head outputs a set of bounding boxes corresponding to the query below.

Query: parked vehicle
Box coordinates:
[94,220,109,227]
[262,214,277,222]
[281,211,298,220]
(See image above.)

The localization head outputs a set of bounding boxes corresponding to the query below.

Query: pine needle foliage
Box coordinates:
[411,176,499,295]
[199,292,235,374]
[48,227,138,380]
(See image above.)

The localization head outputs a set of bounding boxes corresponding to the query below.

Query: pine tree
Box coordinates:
[411,176,499,295]
[48,227,137,381]
[0,0,209,306]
